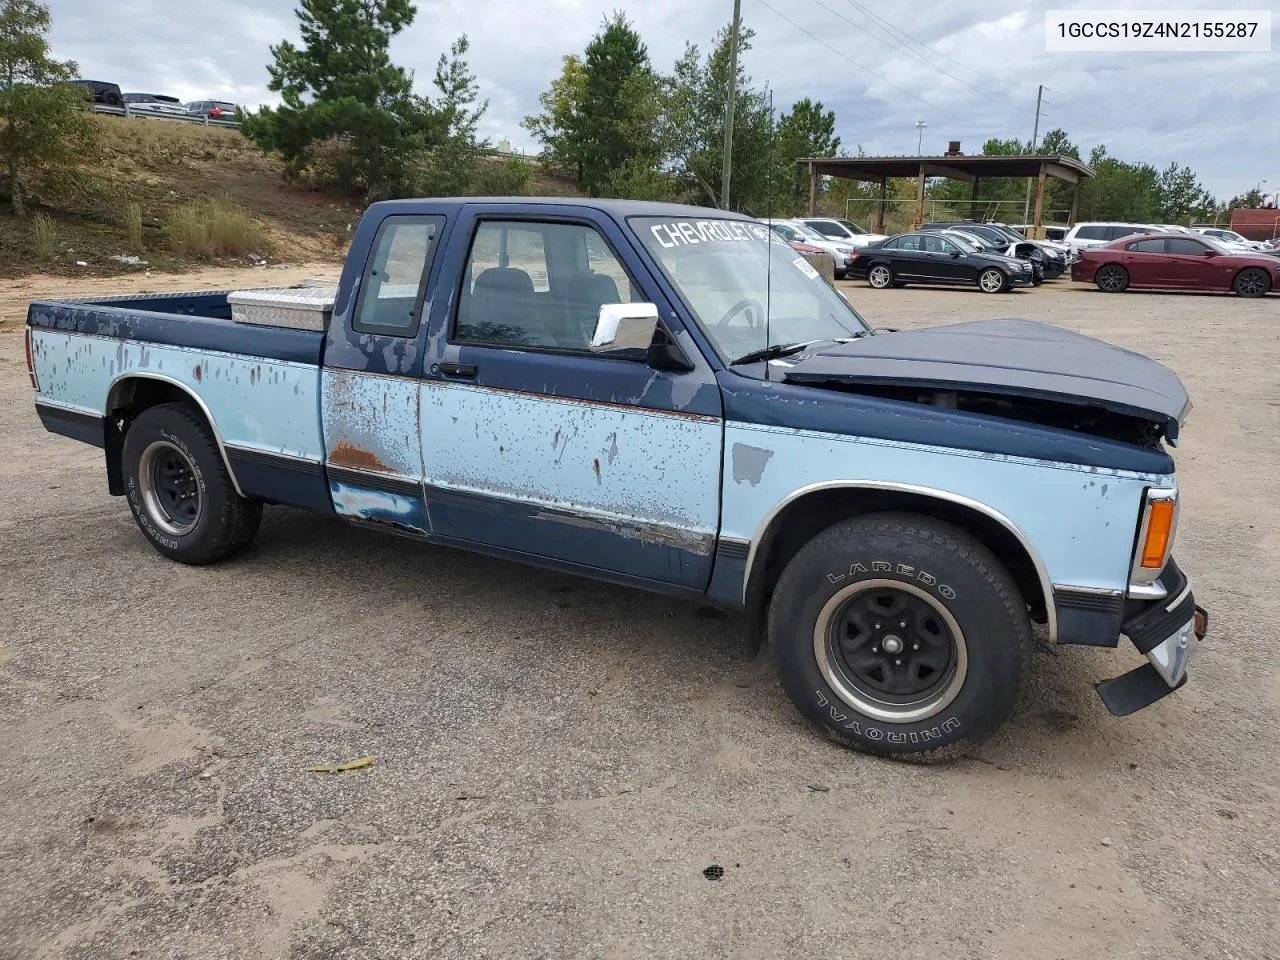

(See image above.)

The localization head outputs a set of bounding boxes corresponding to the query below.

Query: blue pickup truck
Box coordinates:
[26,198,1207,759]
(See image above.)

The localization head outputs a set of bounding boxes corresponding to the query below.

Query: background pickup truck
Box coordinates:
[27,198,1208,759]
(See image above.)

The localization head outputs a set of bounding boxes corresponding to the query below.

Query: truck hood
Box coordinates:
[778,319,1192,441]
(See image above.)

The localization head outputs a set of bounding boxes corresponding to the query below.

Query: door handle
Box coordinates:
[436,361,477,380]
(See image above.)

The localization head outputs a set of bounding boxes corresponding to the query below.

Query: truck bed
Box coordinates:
[27,290,325,366]
[28,289,329,510]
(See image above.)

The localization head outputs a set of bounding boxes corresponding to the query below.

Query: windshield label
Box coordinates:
[792,256,821,281]
[649,220,772,248]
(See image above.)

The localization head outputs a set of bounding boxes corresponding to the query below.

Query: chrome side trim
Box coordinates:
[742,480,1059,644]
[106,371,246,498]
[1127,579,1168,601]
[32,396,104,418]
[226,443,323,468]
[1054,584,1124,598]
[1164,582,1193,614]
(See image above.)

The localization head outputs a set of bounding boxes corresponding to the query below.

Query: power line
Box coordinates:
[804,0,1018,104]
[841,0,1016,92]
[752,0,942,110]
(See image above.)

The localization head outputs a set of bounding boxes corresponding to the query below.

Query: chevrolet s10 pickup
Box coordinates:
[26,198,1208,759]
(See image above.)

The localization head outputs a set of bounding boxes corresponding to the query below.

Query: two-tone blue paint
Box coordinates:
[27,197,1185,653]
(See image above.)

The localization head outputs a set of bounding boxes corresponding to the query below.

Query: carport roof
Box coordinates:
[800,154,1094,184]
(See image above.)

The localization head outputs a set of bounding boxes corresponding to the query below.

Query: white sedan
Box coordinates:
[763,219,860,278]
[797,216,888,249]
[123,93,189,118]
[1195,227,1267,251]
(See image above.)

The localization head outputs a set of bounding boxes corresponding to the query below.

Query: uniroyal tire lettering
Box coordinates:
[814,690,962,744]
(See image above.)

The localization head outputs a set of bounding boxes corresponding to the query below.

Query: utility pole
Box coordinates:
[721,0,743,210]
[916,119,927,156]
[1022,84,1044,227]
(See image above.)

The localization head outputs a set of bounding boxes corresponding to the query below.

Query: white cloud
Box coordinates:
[46,0,1279,198]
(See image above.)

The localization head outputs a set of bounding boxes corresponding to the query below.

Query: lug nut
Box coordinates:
[872,646,879,653]
[894,659,901,665]
[912,643,919,651]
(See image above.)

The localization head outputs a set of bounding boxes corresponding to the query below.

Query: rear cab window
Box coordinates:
[353,216,445,336]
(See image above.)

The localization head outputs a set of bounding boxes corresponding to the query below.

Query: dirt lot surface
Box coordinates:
[1,275,1278,959]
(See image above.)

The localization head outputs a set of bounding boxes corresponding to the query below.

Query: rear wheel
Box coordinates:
[868,264,894,289]
[978,268,1006,294]
[768,513,1031,760]
[1233,268,1271,298]
[122,403,261,564]
[1095,264,1129,293]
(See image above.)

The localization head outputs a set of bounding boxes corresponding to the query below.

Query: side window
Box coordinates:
[455,220,639,353]
[1128,239,1165,253]
[773,223,799,241]
[895,235,922,251]
[922,234,953,254]
[1167,238,1208,255]
[1105,226,1142,241]
[353,216,443,336]
[810,221,844,238]
[1075,225,1105,241]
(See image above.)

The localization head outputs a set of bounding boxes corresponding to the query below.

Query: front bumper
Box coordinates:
[1095,558,1208,716]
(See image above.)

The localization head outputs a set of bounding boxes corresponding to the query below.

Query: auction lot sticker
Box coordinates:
[1046,10,1271,51]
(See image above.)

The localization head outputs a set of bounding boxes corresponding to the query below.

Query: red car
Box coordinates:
[1072,232,1278,297]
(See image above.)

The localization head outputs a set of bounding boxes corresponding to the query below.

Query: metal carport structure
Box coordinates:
[799,154,1095,238]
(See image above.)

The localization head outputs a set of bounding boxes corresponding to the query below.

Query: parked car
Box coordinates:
[763,219,856,278]
[1194,227,1266,251]
[70,79,123,106]
[939,228,1044,284]
[123,93,189,118]
[1072,232,1278,297]
[921,221,1065,279]
[184,100,239,120]
[1063,222,1160,256]
[27,197,1207,759]
[1011,223,1069,243]
[849,230,1034,292]
[797,217,888,248]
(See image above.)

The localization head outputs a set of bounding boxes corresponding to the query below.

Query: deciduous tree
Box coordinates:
[0,0,94,216]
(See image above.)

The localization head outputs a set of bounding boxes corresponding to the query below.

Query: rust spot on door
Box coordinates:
[593,458,601,482]
[330,440,392,473]
[192,364,202,381]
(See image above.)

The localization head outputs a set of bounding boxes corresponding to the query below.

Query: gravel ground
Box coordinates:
[1,276,1278,960]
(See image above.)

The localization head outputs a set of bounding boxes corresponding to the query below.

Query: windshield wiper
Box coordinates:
[729,333,870,367]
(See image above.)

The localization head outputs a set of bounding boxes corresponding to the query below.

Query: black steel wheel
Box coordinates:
[817,579,965,721]
[138,440,203,535]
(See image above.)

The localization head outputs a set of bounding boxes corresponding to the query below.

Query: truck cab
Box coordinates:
[26,198,1207,759]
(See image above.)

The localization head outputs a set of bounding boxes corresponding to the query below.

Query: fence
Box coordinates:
[840,197,1073,234]
[92,103,240,130]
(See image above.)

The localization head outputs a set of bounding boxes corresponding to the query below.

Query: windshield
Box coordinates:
[944,232,981,252]
[837,219,867,235]
[632,217,872,364]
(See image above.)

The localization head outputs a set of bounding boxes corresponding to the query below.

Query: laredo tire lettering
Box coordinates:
[824,562,955,602]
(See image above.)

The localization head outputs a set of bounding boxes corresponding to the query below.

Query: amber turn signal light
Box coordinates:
[1140,499,1176,569]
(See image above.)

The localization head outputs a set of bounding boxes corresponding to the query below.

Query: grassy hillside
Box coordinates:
[1,115,578,279]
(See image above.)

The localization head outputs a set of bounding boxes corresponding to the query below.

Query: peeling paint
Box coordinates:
[329,440,392,473]
[731,443,774,486]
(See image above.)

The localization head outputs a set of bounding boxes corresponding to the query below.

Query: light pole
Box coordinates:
[916,120,927,156]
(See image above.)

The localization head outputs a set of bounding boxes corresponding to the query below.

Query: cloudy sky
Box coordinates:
[48,0,1279,200]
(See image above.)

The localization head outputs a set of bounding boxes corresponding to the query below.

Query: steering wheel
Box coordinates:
[717,298,767,330]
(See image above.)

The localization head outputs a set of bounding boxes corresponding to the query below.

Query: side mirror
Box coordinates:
[950,251,961,258]
[591,302,659,353]
[1203,249,1217,257]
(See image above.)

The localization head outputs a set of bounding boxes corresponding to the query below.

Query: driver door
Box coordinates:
[419,206,724,591]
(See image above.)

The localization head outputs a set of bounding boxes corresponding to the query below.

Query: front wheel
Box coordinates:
[978,268,1006,294]
[768,513,1031,760]
[122,403,262,564]
[1233,267,1271,298]
[867,264,894,289]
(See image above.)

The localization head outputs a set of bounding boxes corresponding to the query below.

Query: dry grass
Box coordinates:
[167,197,266,258]
[124,202,143,250]
[32,214,58,259]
